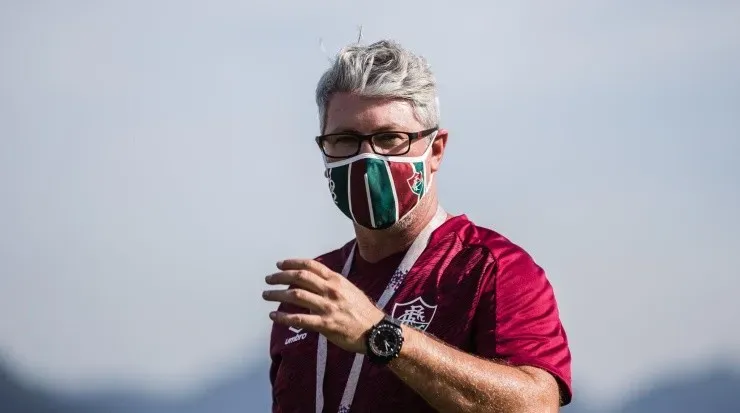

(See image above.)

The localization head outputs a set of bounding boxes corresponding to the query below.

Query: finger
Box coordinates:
[276,259,332,279]
[269,310,325,332]
[262,288,328,313]
[265,270,327,294]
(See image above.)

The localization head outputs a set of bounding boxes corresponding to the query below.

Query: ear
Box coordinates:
[428,129,448,173]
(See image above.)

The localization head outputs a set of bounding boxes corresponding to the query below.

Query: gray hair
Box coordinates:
[315,40,440,133]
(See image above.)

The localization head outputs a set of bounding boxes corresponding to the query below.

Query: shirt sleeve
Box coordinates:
[474,244,573,405]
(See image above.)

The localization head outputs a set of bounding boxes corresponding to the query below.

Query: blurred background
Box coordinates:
[1,1,739,412]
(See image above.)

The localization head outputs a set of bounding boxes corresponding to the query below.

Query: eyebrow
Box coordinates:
[326,125,404,135]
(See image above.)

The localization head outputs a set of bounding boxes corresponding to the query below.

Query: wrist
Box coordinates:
[392,324,414,360]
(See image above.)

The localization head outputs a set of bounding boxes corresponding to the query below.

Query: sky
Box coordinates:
[1,0,739,405]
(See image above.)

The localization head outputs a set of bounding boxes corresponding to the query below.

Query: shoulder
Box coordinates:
[442,215,550,299]
[440,215,572,403]
[445,215,542,272]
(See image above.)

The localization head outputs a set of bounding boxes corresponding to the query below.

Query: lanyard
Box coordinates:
[315,206,448,413]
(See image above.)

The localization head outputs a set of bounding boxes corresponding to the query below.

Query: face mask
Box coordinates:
[323,139,434,230]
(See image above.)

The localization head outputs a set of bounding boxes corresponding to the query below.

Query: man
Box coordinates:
[263,39,572,413]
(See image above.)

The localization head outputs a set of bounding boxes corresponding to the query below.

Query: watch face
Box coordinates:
[368,324,402,357]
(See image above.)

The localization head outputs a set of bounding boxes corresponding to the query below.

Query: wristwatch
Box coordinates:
[365,315,405,365]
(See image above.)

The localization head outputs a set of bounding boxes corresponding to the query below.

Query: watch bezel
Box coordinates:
[365,316,404,364]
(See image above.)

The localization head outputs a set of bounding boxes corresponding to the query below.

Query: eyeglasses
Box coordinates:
[316,127,438,158]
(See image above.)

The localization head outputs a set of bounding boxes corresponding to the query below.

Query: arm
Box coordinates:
[388,246,570,413]
[389,326,560,413]
[263,252,572,413]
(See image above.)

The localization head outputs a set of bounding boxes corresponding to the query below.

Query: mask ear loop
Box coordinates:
[422,130,438,189]
[421,130,439,157]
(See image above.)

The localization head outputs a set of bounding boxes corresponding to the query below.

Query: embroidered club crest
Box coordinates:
[391,297,437,331]
[407,170,424,196]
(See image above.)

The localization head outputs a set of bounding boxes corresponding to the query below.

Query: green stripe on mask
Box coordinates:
[365,159,397,228]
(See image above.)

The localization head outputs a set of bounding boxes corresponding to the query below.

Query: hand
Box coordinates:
[262,259,385,354]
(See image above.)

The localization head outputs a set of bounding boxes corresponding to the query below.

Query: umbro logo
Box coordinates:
[285,326,308,345]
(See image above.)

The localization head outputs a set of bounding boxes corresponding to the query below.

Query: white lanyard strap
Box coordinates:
[315,206,447,413]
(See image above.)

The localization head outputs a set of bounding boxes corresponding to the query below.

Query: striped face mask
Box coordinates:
[323,141,433,230]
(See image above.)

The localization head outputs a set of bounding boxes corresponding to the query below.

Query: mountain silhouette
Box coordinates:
[1,358,738,412]
[612,365,740,413]
[0,359,87,413]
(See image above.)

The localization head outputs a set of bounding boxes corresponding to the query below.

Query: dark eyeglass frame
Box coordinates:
[315,127,439,158]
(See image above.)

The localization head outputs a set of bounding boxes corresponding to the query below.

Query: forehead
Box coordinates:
[324,92,423,134]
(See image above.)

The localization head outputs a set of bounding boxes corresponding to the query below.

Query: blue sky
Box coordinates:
[1,0,738,405]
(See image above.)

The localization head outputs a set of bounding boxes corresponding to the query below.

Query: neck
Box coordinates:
[353,192,440,263]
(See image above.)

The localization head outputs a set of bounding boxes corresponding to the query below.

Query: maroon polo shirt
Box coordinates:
[269,214,572,412]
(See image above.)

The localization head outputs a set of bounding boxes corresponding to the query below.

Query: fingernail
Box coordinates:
[269,311,277,319]
[276,260,283,268]
[264,275,271,282]
[262,291,268,298]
